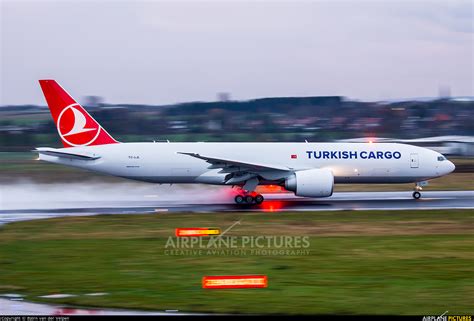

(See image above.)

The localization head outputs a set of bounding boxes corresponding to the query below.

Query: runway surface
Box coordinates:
[1,190,473,226]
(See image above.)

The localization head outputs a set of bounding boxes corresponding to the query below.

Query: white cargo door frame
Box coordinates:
[410,153,419,168]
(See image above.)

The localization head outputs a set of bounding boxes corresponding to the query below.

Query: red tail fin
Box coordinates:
[39,80,118,148]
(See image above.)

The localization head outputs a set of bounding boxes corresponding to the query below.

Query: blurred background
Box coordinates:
[1,0,473,152]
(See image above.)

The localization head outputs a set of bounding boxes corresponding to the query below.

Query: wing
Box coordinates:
[178,152,291,185]
[178,152,289,172]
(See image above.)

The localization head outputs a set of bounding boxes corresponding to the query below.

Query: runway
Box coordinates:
[1,190,473,226]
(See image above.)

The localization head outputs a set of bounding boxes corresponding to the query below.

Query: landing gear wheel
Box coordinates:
[244,195,254,204]
[412,191,421,200]
[234,195,245,204]
[254,194,264,204]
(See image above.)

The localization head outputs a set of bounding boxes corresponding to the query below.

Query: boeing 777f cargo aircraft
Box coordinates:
[36,80,455,204]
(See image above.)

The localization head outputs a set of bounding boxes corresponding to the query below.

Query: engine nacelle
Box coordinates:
[285,168,334,197]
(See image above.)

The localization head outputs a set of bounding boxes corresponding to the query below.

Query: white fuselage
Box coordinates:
[39,142,455,186]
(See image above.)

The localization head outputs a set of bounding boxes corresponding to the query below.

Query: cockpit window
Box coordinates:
[437,156,446,161]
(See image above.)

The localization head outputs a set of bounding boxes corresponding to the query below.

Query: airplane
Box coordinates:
[35,80,456,204]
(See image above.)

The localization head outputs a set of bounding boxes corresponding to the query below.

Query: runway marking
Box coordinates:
[85,293,108,297]
[39,294,76,299]
[1,294,24,299]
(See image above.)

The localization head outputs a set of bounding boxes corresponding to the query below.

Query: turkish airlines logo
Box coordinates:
[57,104,101,146]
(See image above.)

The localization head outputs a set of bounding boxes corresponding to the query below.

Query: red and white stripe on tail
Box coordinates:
[39,80,118,148]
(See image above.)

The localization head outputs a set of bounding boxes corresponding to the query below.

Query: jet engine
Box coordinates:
[285,168,334,197]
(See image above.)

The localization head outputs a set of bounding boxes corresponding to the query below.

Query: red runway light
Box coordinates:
[202,275,268,289]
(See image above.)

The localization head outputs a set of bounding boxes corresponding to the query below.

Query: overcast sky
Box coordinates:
[1,0,472,105]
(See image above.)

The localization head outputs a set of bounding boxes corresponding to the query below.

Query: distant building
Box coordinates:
[83,95,104,107]
[337,136,474,156]
[217,92,231,102]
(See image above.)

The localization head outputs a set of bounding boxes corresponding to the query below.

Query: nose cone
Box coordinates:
[446,160,455,174]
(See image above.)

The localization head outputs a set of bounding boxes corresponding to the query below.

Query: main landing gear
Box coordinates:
[234,192,264,205]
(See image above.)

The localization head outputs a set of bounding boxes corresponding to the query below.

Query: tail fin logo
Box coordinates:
[57,104,101,146]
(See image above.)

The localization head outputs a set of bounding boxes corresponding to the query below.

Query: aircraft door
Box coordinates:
[410,153,419,168]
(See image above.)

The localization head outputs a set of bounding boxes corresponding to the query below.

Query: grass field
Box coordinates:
[0,210,472,314]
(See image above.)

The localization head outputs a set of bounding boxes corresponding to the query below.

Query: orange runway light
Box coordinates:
[175,228,220,237]
[202,275,268,289]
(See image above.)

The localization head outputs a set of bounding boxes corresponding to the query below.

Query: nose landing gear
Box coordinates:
[412,181,428,200]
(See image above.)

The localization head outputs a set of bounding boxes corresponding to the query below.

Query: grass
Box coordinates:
[0,210,472,314]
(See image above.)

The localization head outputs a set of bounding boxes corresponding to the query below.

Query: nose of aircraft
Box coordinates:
[446,160,456,174]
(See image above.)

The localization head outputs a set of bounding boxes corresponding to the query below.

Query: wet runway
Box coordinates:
[1,191,473,225]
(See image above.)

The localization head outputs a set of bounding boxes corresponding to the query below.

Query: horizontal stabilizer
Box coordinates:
[35,147,101,160]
